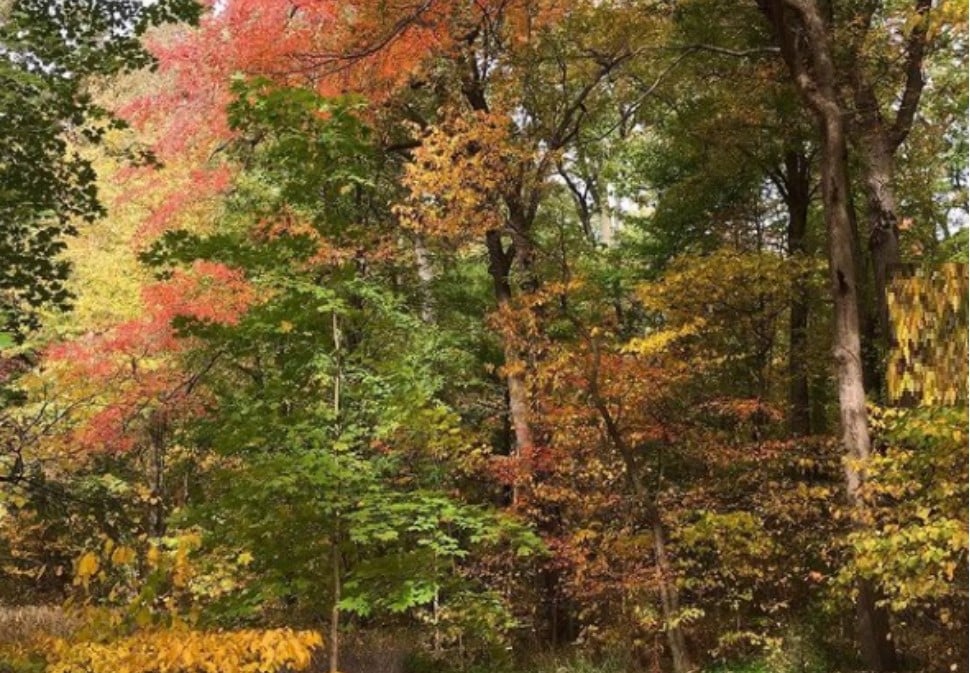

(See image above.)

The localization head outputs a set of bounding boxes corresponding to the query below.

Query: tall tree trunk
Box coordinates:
[860,132,899,354]
[330,316,342,673]
[852,97,900,397]
[759,1,898,669]
[848,0,932,391]
[486,230,535,456]
[821,114,898,672]
[463,48,535,460]
[147,410,167,539]
[413,234,436,324]
[329,536,340,673]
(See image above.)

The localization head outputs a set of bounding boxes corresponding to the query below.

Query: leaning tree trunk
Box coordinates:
[759,1,899,669]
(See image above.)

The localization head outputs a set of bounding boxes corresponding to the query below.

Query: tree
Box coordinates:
[843,1,966,375]
[757,1,899,669]
[0,0,198,337]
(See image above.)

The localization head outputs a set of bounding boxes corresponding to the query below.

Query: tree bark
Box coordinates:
[859,129,900,356]
[758,1,898,669]
[330,318,342,673]
[852,85,900,397]
[486,230,535,457]
[597,194,613,247]
[848,0,932,391]
[329,537,341,673]
[147,410,167,539]
[413,235,436,324]
[652,519,693,673]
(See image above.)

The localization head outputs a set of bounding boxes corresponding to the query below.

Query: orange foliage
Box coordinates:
[396,109,539,241]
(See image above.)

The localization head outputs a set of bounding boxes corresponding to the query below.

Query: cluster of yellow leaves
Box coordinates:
[636,248,815,325]
[839,406,968,614]
[629,248,823,395]
[887,263,968,406]
[48,627,323,673]
[924,0,968,42]
[624,318,705,358]
[395,110,537,240]
[70,529,244,621]
[73,537,142,590]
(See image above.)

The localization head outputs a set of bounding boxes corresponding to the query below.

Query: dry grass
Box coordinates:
[0,605,77,644]
[312,630,412,673]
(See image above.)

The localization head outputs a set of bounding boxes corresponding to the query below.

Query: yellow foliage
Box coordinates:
[887,264,968,406]
[74,552,100,588]
[395,109,538,241]
[48,627,323,673]
[110,546,137,567]
[624,318,706,357]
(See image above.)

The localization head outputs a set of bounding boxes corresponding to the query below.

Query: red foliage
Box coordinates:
[45,262,254,453]
[136,167,234,241]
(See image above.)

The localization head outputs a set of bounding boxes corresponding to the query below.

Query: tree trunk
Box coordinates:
[147,410,167,539]
[330,318,342,673]
[486,230,535,455]
[848,0,932,391]
[788,287,811,436]
[860,133,899,356]
[504,345,534,453]
[820,112,898,672]
[413,235,436,324]
[329,537,340,673]
[652,519,693,673]
[759,1,898,668]
[597,187,613,247]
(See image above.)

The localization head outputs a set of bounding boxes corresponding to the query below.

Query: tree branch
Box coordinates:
[890,0,933,149]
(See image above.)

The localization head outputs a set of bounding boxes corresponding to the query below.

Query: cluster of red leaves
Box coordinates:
[136,167,234,241]
[45,262,254,453]
[500,335,681,631]
[121,0,461,155]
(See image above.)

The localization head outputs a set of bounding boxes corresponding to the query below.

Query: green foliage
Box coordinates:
[0,0,199,336]
[129,80,543,650]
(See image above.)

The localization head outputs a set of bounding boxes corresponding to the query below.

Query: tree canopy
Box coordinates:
[0,2,966,673]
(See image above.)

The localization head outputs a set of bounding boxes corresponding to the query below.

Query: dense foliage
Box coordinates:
[0,1,966,673]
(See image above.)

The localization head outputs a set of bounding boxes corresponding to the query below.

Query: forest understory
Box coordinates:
[0,1,967,672]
